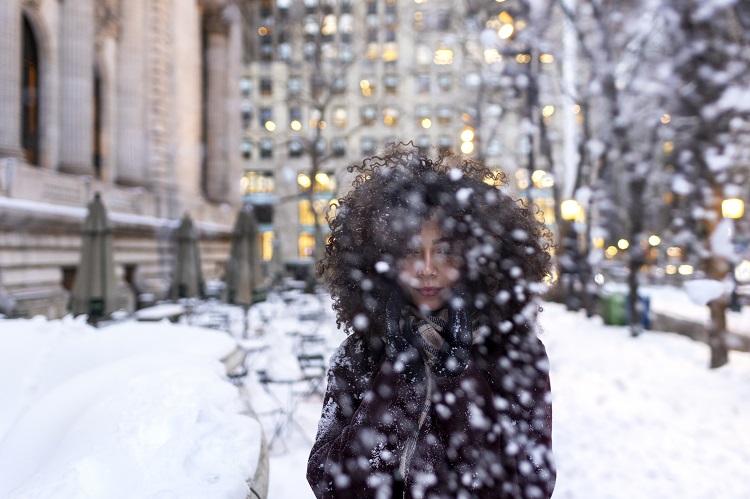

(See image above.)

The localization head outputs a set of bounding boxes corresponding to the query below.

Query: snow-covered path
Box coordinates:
[267,302,750,499]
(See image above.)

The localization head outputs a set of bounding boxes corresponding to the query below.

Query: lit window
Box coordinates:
[416,45,432,66]
[360,79,374,97]
[260,231,273,261]
[383,107,399,126]
[333,106,348,128]
[241,170,274,195]
[434,47,454,65]
[382,43,398,62]
[299,232,316,258]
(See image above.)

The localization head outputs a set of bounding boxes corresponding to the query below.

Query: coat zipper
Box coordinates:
[398,364,433,498]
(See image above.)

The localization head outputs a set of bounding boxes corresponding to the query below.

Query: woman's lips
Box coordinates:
[417,287,442,297]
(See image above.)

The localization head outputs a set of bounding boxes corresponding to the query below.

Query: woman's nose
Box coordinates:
[416,252,436,277]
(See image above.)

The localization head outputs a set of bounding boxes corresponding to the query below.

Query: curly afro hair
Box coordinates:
[317,143,552,349]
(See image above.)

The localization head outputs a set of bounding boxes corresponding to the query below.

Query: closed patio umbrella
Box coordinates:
[225,206,261,337]
[71,193,117,324]
[170,213,205,300]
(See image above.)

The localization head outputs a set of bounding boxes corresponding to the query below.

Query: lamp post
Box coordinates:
[559,199,585,311]
[722,197,744,312]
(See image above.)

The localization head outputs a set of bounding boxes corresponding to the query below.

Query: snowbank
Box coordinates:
[0,317,262,499]
[540,303,750,498]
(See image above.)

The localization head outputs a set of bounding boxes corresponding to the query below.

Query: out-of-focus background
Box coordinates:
[1,1,749,498]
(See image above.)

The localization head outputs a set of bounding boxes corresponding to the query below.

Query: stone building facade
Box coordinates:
[0,0,246,317]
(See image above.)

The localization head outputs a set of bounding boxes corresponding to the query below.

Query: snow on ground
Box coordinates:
[261,300,750,499]
[642,285,750,337]
[540,303,750,499]
[1,295,747,499]
[0,316,261,499]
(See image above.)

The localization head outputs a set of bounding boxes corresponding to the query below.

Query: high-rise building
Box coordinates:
[237,0,566,267]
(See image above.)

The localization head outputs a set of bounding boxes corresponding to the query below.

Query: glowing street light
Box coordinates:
[617,239,630,250]
[722,198,744,219]
[648,234,661,246]
[560,199,583,221]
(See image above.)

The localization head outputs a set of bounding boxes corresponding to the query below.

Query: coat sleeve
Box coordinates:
[307,336,427,499]
[429,335,556,499]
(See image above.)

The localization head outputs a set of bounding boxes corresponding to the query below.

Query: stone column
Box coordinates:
[0,0,23,158]
[115,0,147,185]
[58,0,95,174]
[203,11,230,204]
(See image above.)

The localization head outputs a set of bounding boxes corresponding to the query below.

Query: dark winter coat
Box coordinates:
[306,324,556,499]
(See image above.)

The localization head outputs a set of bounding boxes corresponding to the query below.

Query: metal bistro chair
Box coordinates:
[255,368,312,453]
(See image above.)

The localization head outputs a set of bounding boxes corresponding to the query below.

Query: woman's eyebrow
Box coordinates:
[432,237,452,244]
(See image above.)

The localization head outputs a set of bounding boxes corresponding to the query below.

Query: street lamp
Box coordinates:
[560,199,583,222]
[722,198,744,219]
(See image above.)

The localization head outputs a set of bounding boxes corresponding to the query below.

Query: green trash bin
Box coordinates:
[601,292,627,326]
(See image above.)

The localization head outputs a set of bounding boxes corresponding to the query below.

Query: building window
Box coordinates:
[260,138,273,158]
[260,78,273,96]
[241,139,253,159]
[416,74,430,94]
[332,137,347,157]
[437,105,452,124]
[315,137,327,155]
[21,15,40,166]
[241,170,274,195]
[332,106,348,128]
[384,74,399,95]
[298,232,316,258]
[241,102,253,129]
[298,171,336,193]
[261,231,274,262]
[259,107,273,128]
[360,78,374,97]
[289,138,303,157]
[366,0,377,15]
[382,42,398,63]
[240,77,252,97]
[361,136,376,155]
[360,105,376,125]
[437,73,453,91]
[289,106,302,131]
[383,107,399,127]
[332,76,347,94]
[417,135,430,153]
[288,76,302,96]
[438,135,453,154]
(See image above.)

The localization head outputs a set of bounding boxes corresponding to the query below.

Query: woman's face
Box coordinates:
[397,218,461,312]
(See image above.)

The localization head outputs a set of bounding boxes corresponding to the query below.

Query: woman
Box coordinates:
[307,146,556,498]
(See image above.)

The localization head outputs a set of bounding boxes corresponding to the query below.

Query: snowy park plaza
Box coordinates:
[1,290,748,499]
